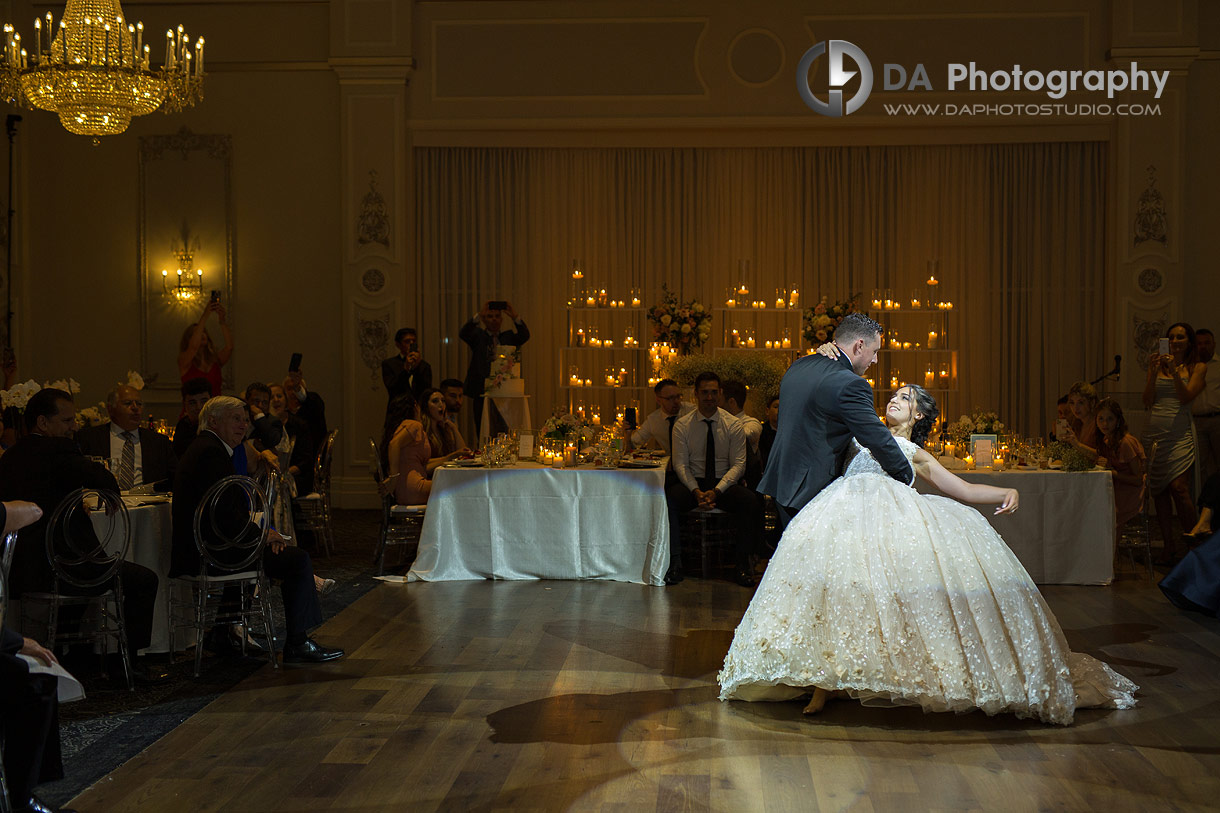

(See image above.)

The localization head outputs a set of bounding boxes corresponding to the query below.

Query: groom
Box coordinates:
[759,312,913,527]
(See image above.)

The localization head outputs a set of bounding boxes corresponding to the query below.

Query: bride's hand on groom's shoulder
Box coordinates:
[815,342,840,360]
[993,489,1019,515]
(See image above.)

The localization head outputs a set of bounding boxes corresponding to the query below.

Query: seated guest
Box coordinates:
[284,368,328,452]
[626,379,694,467]
[75,383,177,490]
[668,371,762,587]
[1094,398,1146,527]
[269,383,316,495]
[721,380,762,454]
[0,499,70,813]
[1049,395,1071,441]
[171,396,342,663]
[419,387,470,472]
[174,377,213,458]
[440,378,465,422]
[1056,382,1101,457]
[0,388,160,682]
[759,395,779,470]
[721,379,763,489]
[380,394,432,506]
[243,382,284,450]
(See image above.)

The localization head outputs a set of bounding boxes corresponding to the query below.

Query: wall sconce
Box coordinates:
[162,225,203,304]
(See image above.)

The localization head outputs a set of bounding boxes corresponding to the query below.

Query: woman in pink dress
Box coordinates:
[380,394,432,506]
[1095,398,1146,527]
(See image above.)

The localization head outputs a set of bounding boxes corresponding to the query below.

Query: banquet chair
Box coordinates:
[368,437,426,576]
[20,489,134,690]
[681,508,737,580]
[293,429,338,557]
[167,475,279,677]
[1117,441,1156,580]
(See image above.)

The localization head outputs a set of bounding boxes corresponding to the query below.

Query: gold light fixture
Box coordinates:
[161,226,203,304]
[0,0,203,142]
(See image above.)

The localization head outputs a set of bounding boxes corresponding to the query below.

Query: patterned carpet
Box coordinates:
[39,509,399,807]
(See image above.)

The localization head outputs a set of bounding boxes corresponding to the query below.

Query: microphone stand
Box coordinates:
[1090,355,1122,386]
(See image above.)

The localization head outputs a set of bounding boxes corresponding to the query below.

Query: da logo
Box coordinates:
[797,40,873,117]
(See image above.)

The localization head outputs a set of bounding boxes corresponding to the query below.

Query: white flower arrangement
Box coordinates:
[76,403,109,428]
[1,379,42,411]
[43,378,81,395]
[126,370,145,390]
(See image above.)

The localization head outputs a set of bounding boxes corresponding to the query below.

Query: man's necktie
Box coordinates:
[667,415,677,452]
[118,431,136,490]
[703,419,716,484]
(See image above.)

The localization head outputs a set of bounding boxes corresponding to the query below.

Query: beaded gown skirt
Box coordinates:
[718,438,1137,725]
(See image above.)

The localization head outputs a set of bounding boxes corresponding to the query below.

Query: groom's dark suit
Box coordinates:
[758,352,912,520]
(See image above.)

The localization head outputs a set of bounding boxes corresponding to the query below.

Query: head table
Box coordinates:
[916,467,1116,585]
[407,459,670,585]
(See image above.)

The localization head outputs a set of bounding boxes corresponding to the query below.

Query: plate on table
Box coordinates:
[619,460,661,469]
[452,459,485,467]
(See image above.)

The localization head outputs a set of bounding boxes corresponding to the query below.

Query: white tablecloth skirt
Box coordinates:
[408,463,669,585]
[917,468,1115,585]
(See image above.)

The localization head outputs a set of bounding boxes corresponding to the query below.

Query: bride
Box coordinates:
[718,384,1137,725]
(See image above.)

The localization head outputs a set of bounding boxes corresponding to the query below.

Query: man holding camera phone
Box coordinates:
[381,327,433,406]
[459,300,530,431]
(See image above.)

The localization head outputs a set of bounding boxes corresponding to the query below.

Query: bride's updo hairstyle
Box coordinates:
[906,385,941,447]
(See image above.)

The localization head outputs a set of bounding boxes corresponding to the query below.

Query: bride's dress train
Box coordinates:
[718,437,1136,725]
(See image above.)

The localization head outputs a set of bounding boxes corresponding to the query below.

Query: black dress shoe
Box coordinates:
[664,567,684,586]
[282,638,345,664]
[16,795,76,813]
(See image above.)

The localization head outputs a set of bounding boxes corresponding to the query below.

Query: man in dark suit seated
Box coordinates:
[381,327,433,407]
[75,384,176,490]
[0,388,161,684]
[173,377,213,459]
[1,499,77,813]
[459,301,530,432]
[171,396,343,664]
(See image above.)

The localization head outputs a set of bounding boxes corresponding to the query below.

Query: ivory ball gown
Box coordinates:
[718,437,1137,724]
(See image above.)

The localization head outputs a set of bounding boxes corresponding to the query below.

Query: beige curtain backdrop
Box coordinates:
[414,143,1107,440]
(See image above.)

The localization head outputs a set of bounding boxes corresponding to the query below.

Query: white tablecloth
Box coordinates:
[94,497,189,654]
[916,468,1115,585]
[408,461,669,585]
[479,394,532,441]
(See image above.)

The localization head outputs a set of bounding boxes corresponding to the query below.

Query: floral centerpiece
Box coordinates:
[1048,441,1094,472]
[802,293,860,346]
[942,408,1007,446]
[648,285,711,353]
[1,379,43,412]
[662,351,789,409]
[541,412,599,447]
[484,350,520,393]
[76,403,109,428]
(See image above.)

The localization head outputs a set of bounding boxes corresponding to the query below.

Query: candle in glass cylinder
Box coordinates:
[925,365,935,387]
[928,326,938,349]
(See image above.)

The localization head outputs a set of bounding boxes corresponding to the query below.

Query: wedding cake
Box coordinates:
[485,352,525,397]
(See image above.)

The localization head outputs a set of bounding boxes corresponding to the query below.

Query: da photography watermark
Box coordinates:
[797,40,1167,118]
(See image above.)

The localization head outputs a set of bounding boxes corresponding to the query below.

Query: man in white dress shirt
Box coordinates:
[722,379,764,489]
[75,384,176,490]
[668,371,763,586]
[1193,329,1220,482]
[626,378,694,473]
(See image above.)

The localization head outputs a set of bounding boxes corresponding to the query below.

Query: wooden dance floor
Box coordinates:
[72,573,1220,811]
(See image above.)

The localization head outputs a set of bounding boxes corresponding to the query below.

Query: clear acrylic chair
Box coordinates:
[293,429,337,557]
[368,437,425,576]
[167,475,279,677]
[1,531,17,811]
[1117,440,1157,580]
[20,488,134,690]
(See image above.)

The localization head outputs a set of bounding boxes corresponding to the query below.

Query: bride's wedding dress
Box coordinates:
[718,437,1137,724]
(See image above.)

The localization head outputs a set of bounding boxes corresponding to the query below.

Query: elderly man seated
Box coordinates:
[171,396,342,663]
[76,383,176,490]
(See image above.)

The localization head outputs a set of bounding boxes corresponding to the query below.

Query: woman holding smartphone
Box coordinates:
[177,296,234,396]
[1144,322,1208,563]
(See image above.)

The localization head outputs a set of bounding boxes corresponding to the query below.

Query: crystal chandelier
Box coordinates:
[0,0,203,142]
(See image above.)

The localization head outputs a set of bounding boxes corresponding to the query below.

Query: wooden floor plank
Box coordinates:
[68,574,1220,811]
